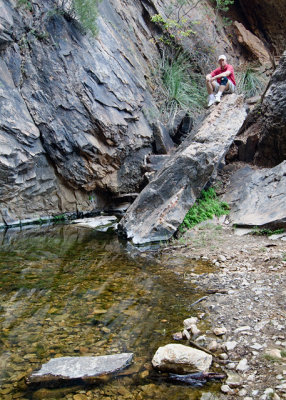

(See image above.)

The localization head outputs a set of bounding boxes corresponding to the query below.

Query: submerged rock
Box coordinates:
[152,344,212,373]
[72,216,117,231]
[27,353,133,385]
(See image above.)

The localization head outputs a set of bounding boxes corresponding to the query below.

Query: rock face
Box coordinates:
[152,344,212,374]
[0,0,160,224]
[238,0,286,55]
[222,161,286,229]
[27,353,133,385]
[226,51,286,167]
[0,0,240,225]
[118,95,247,244]
[233,21,271,65]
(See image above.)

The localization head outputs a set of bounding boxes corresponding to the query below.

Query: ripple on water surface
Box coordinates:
[0,224,218,399]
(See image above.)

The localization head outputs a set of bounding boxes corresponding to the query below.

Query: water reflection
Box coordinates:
[0,225,213,399]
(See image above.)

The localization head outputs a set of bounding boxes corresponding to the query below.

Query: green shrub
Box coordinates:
[179,188,230,231]
[237,65,266,98]
[72,0,100,36]
[159,52,205,117]
[251,227,285,236]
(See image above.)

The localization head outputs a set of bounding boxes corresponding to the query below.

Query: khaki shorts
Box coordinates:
[214,79,236,93]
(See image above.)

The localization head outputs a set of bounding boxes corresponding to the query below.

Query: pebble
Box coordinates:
[234,326,251,333]
[239,389,248,396]
[236,358,249,372]
[208,340,219,352]
[265,349,282,358]
[221,384,233,394]
[213,327,227,336]
[224,341,238,351]
[226,372,243,387]
[183,317,198,329]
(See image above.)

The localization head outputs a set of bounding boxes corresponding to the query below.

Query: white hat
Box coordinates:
[218,54,227,61]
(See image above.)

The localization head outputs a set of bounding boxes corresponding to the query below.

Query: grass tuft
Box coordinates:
[158,52,205,119]
[179,188,230,232]
[237,65,266,98]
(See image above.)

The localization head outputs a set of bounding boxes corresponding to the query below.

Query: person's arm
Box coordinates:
[210,70,231,80]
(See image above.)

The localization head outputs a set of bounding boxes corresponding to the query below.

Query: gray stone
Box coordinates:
[223,161,286,229]
[27,353,133,384]
[72,216,117,230]
[119,95,247,244]
[152,344,212,373]
[226,371,243,387]
[236,358,249,372]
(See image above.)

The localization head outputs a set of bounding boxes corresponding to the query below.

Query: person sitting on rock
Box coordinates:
[206,54,236,107]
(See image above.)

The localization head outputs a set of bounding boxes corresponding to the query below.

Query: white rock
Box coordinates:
[250,343,264,350]
[221,384,233,393]
[213,327,227,336]
[208,340,219,352]
[234,326,251,333]
[182,329,191,340]
[236,358,249,372]
[239,389,248,396]
[190,324,201,336]
[218,255,227,262]
[152,344,212,373]
[183,317,198,329]
[265,349,282,358]
[224,341,238,351]
[226,372,243,387]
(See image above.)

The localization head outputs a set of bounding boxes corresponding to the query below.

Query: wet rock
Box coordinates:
[27,353,133,385]
[183,317,198,330]
[152,344,212,373]
[72,216,117,231]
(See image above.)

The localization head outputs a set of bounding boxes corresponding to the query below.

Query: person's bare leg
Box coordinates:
[206,79,217,107]
[215,82,229,102]
[206,79,215,95]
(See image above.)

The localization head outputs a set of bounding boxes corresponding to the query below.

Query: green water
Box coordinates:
[0,224,217,400]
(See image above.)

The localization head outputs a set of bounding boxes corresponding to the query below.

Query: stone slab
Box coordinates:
[28,353,133,384]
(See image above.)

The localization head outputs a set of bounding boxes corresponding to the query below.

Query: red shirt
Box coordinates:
[211,64,236,85]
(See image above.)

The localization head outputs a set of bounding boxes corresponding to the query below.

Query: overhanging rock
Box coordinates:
[118,94,247,244]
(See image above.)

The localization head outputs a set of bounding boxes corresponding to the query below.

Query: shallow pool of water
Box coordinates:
[0,224,218,399]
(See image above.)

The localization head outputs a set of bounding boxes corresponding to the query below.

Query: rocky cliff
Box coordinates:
[0,0,285,230]
[0,0,235,226]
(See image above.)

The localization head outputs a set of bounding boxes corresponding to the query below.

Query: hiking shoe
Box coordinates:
[215,94,221,103]
[207,98,215,107]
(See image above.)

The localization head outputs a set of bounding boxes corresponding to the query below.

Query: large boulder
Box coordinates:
[222,161,286,229]
[118,94,247,244]
[152,344,212,374]
[227,51,286,167]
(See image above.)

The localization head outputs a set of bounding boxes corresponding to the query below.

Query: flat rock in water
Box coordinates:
[72,216,117,230]
[27,353,133,385]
